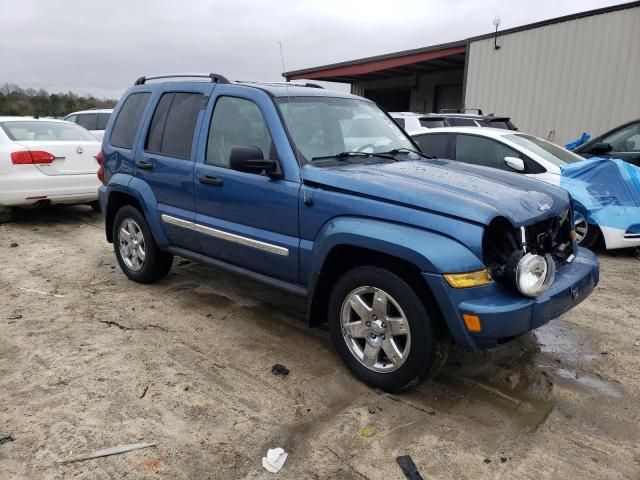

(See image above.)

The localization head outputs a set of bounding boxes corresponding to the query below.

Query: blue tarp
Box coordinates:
[560,157,640,232]
[565,132,590,150]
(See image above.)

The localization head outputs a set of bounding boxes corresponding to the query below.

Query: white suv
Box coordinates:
[64,108,113,140]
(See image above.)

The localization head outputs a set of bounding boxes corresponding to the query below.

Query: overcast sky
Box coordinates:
[0,0,626,98]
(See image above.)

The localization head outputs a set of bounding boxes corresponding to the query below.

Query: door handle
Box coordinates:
[198,174,224,186]
[136,160,153,170]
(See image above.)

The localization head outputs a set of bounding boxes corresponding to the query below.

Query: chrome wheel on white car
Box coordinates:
[574,211,589,244]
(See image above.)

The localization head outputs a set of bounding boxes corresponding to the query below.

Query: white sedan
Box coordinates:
[411,127,640,250]
[0,117,101,221]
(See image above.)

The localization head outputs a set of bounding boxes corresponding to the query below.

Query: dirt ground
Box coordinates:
[1,206,639,480]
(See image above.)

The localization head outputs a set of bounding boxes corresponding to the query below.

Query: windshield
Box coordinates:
[0,121,97,142]
[506,133,583,166]
[276,97,414,162]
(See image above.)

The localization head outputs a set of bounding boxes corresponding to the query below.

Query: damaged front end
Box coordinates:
[483,209,576,297]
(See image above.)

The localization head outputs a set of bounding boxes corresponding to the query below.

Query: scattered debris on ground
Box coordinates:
[396,455,423,480]
[0,432,15,445]
[271,364,289,376]
[361,424,376,437]
[262,447,288,473]
[58,442,157,464]
[9,242,18,248]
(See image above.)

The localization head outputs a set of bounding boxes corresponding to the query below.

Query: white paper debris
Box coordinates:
[262,447,288,473]
[18,287,65,298]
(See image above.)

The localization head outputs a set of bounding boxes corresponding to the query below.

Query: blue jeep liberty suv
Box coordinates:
[98,74,599,392]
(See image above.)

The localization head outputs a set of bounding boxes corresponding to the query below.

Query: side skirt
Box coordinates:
[166,246,308,298]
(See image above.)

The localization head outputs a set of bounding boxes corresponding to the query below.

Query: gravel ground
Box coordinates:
[1,206,639,480]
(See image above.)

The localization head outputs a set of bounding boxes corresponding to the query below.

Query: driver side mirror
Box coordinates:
[504,156,525,172]
[590,142,612,155]
[229,146,280,178]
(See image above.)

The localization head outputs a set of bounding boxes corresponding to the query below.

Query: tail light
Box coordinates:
[11,151,55,165]
[96,150,105,184]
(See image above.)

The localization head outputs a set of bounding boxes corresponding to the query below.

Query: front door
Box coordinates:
[135,87,212,251]
[193,89,300,284]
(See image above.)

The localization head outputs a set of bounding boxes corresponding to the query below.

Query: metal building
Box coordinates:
[284,1,640,144]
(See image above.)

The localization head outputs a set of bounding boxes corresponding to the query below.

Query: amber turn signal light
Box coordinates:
[463,314,482,332]
[443,269,492,288]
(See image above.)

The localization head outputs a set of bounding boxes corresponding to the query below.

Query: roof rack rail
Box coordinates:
[236,80,324,89]
[134,73,230,86]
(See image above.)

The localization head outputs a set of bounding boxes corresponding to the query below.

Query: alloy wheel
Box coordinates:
[340,286,411,373]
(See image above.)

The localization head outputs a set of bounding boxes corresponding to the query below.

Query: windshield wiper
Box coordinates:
[378,147,437,159]
[311,151,397,162]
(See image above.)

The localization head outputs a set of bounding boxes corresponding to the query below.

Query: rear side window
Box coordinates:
[111,92,151,149]
[419,118,446,128]
[77,113,97,130]
[448,118,477,127]
[65,115,78,123]
[413,133,451,158]
[96,112,111,130]
[145,92,203,160]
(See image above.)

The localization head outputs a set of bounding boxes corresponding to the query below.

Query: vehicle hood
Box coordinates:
[302,159,569,226]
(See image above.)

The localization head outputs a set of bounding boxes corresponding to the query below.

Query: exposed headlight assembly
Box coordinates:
[505,252,555,297]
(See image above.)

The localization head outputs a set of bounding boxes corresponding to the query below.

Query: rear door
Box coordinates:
[135,86,212,251]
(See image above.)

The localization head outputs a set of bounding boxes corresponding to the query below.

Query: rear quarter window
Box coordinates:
[77,113,98,131]
[111,93,151,149]
[96,112,111,130]
[392,118,405,129]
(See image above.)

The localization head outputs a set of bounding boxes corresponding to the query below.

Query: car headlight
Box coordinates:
[515,253,555,297]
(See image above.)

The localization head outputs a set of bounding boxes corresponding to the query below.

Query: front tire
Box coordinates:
[112,205,173,283]
[574,210,600,249]
[328,266,448,392]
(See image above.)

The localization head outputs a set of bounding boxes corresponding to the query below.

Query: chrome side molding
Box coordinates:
[161,214,289,256]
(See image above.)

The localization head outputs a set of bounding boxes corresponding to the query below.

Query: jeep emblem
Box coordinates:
[537,202,551,212]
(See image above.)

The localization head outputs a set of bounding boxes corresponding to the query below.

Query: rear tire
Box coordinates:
[89,201,101,213]
[0,206,13,224]
[328,265,448,392]
[112,205,173,283]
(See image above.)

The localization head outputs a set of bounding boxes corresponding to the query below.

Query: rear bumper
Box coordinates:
[0,170,100,206]
[424,247,599,351]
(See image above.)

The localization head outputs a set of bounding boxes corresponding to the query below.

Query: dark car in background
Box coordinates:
[574,118,640,167]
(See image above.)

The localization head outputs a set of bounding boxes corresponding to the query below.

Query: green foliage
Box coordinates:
[0,83,117,117]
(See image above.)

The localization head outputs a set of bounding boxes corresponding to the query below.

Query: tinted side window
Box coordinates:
[455,134,513,171]
[144,92,203,159]
[449,118,477,127]
[392,118,405,129]
[77,113,97,130]
[65,115,78,124]
[96,112,111,130]
[206,96,275,169]
[419,118,446,128]
[413,133,451,158]
[111,93,151,149]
